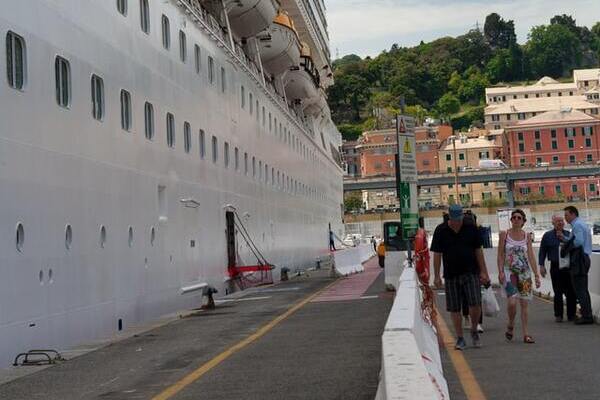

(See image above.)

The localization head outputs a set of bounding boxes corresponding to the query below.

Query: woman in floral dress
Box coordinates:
[497,209,541,343]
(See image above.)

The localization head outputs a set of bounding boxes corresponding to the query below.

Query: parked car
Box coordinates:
[593,222,600,235]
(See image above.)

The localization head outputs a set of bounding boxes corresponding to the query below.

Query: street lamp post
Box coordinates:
[448,135,460,202]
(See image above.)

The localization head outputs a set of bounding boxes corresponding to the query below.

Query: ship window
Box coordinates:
[269,112,272,131]
[199,129,205,159]
[265,163,268,183]
[16,222,24,253]
[262,106,265,126]
[150,226,156,246]
[234,147,239,171]
[244,152,248,175]
[140,0,150,33]
[259,161,262,181]
[116,0,127,15]
[161,15,170,49]
[249,93,253,114]
[256,100,259,121]
[271,167,274,185]
[65,224,73,250]
[208,56,214,84]
[120,90,132,131]
[184,121,191,153]
[6,31,26,90]
[91,75,104,121]
[221,67,226,93]
[211,135,218,163]
[224,141,229,168]
[54,56,70,108]
[179,30,186,62]
[194,44,201,74]
[128,226,134,247]
[252,156,256,177]
[144,102,154,140]
[241,86,245,108]
[166,112,175,148]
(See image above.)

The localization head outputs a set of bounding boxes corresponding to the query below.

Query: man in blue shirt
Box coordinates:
[539,214,576,322]
[564,206,594,324]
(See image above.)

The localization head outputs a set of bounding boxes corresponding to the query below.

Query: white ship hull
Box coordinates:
[0,0,342,368]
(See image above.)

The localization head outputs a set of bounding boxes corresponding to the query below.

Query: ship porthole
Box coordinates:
[65,224,73,250]
[16,222,24,253]
[150,226,156,247]
[128,226,134,248]
[100,225,107,248]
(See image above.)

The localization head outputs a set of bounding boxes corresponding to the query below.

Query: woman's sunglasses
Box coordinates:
[511,215,523,220]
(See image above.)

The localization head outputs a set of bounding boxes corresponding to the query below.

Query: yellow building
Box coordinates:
[438,134,507,205]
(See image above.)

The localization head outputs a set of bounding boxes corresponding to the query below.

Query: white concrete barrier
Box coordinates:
[384,251,408,291]
[376,268,450,400]
[333,244,375,276]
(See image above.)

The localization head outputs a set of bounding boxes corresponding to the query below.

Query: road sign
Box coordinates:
[395,115,418,238]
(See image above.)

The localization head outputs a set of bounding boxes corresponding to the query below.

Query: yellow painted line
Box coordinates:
[152,279,339,400]
[436,311,487,400]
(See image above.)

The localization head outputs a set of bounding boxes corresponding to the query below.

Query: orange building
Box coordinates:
[357,125,451,177]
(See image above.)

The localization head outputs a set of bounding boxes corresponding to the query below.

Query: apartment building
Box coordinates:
[505,108,600,200]
[438,135,507,205]
[341,140,361,177]
[484,96,599,130]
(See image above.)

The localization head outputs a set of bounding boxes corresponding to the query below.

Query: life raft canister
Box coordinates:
[414,228,430,284]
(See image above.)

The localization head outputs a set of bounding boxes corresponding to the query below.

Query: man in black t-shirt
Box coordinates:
[431,204,490,350]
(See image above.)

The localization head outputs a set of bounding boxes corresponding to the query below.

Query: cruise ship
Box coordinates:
[0,0,342,368]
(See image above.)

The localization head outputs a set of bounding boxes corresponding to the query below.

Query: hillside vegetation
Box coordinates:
[329,13,600,140]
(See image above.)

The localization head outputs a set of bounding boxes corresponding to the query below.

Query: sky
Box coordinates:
[325,0,600,59]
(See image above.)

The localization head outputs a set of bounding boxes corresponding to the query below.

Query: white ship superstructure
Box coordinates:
[0,0,342,367]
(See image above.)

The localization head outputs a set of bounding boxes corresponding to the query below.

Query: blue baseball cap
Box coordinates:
[449,204,463,220]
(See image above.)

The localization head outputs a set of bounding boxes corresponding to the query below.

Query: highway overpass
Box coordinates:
[343,164,600,206]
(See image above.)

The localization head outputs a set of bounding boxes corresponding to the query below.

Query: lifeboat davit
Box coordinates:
[284,43,320,102]
[225,0,278,38]
[257,12,301,75]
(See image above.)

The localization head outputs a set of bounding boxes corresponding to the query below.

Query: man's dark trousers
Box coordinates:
[571,254,593,319]
[550,261,576,319]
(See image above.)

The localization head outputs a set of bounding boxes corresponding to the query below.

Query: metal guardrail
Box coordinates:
[344,164,600,191]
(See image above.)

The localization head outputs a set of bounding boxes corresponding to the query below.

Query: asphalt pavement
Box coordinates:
[0,259,392,400]
[438,288,600,400]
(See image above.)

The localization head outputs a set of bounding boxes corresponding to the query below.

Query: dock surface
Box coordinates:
[0,258,391,400]
[438,288,600,400]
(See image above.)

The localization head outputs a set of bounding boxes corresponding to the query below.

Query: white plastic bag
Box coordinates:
[482,286,500,317]
[559,253,570,270]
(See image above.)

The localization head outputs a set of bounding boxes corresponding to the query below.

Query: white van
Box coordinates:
[478,159,508,169]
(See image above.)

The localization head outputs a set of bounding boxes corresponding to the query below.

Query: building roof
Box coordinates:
[486,80,576,96]
[506,108,599,130]
[441,137,500,151]
[574,68,600,82]
[485,96,598,115]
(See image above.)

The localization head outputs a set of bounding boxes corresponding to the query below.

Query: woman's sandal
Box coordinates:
[505,325,514,341]
[523,335,535,344]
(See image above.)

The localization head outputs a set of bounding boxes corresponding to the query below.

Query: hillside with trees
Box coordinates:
[329,13,600,140]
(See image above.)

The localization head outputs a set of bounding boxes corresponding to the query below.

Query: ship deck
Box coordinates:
[0,258,392,400]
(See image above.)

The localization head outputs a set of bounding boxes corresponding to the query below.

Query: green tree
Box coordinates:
[484,13,517,49]
[338,124,362,141]
[405,105,428,125]
[458,67,490,104]
[344,194,363,212]
[436,93,460,118]
[525,24,581,77]
[327,73,370,123]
